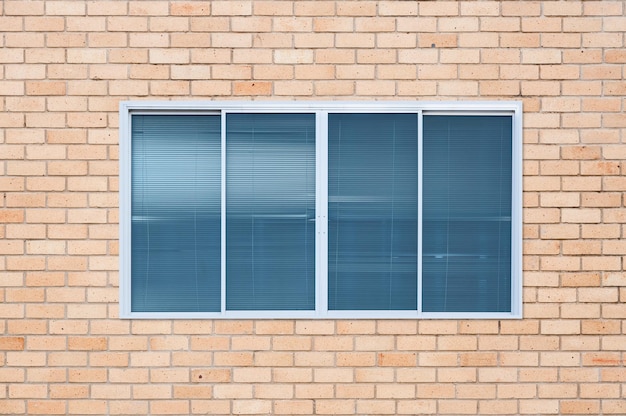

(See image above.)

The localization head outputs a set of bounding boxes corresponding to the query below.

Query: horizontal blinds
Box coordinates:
[422,115,512,313]
[127,109,516,316]
[328,113,418,310]
[226,113,316,311]
[131,115,221,312]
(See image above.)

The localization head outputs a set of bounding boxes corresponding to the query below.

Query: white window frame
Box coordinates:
[119,101,523,319]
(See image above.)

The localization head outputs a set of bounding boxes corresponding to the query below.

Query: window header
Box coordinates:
[121,100,522,114]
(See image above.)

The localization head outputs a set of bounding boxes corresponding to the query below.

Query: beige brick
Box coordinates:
[603,400,626,415]
[188,337,226,352]
[213,384,252,399]
[441,48,480,64]
[50,385,89,399]
[417,383,456,399]
[480,80,520,96]
[24,82,64,97]
[438,80,478,96]
[459,1,499,15]
[481,16,521,32]
[274,400,313,415]
[315,399,355,415]
[0,16,25,31]
[540,64,580,80]
[30,368,68,382]
[6,33,46,48]
[10,383,49,399]
[233,81,271,95]
[335,32,378,49]
[4,1,44,15]
[191,80,232,96]
[561,400,600,415]
[254,1,295,16]
[561,334,600,350]
[311,17,352,33]
[232,368,271,383]
[274,80,313,95]
[344,66,385,83]
[356,400,397,414]
[27,400,65,415]
[274,368,312,383]
[417,2,457,17]
[459,29,500,48]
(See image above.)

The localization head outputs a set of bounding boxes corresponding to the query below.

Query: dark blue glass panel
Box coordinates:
[226,113,316,311]
[422,115,512,313]
[328,113,418,310]
[131,115,221,312]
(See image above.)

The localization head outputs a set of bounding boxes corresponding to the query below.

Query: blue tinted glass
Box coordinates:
[422,115,512,313]
[328,113,418,310]
[131,115,221,312]
[226,113,316,311]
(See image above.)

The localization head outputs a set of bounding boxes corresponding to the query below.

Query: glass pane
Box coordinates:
[422,115,512,313]
[328,113,418,310]
[131,115,221,312]
[226,113,316,311]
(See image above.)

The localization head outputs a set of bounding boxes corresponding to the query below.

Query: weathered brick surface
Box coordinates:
[1,0,625,414]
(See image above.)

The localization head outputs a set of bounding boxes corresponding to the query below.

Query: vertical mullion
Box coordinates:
[220,111,227,314]
[317,111,329,315]
[417,110,423,316]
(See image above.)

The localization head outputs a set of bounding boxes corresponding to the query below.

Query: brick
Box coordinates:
[26,81,66,96]
[212,384,252,399]
[28,368,67,383]
[49,385,89,399]
[418,2,457,16]
[233,81,271,95]
[560,400,600,415]
[68,337,107,351]
[274,81,313,95]
[10,383,48,399]
[438,80,478,96]
[315,399,355,415]
[0,337,25,351]
[274,400,313,415]
[481,17,520,32]
[603,400,626,415]
[337,32,378,48]
[480,80,520,96]
[27,400,65,415]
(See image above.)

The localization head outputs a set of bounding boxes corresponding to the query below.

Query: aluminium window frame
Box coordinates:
[119,101,523,319]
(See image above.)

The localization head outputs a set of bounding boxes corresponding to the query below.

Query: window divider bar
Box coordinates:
[220,111,227,314]
[417,110,424,316]
[316,111,329,315]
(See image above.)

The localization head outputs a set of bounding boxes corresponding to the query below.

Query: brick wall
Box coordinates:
[1,1,625,414]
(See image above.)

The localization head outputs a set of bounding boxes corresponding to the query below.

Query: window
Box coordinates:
[120,101,522,319]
